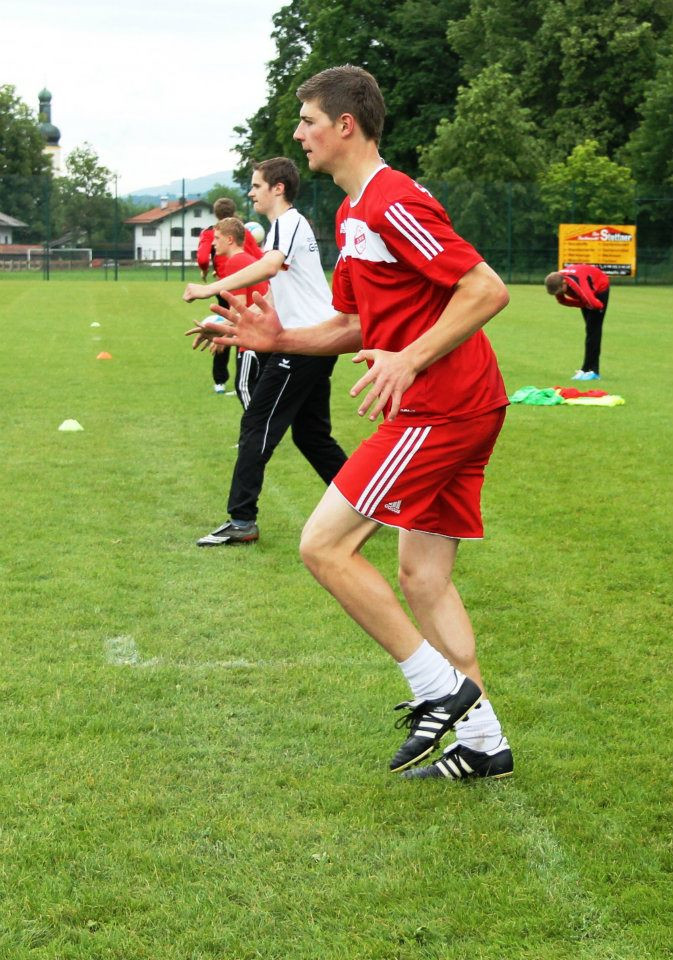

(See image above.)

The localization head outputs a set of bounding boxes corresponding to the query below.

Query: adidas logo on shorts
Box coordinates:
[384,500,402,514]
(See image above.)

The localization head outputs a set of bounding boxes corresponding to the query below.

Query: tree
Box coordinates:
[419,63,543,183]
[377,0,466,176]
[233,0,312,184]
[204,182,247,212]
[622,43,673,187]
[234,0,466,182]
[418,65,545,253]
[53,143,114,247]
[259,0,400,169]
[446,0,672,160]
[539,140,637,223]
[0,84,51,232]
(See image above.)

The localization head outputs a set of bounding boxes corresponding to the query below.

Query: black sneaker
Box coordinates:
[389,676,482,773]
[196,520,259,547]
[402,739,513,781]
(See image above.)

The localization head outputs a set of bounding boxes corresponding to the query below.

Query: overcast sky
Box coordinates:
[3,0,288,192]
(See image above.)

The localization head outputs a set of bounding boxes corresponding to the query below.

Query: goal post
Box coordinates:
[26,247,93,269]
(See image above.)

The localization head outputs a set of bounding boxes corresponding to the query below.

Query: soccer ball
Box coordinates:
[245,221,265,246]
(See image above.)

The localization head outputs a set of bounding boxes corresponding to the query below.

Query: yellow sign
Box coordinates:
[558,224,637,276]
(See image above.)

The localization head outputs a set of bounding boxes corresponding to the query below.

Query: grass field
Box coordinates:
[1,280,672,959]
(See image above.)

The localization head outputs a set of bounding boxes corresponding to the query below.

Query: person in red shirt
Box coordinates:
[545,264,610,380]
[211,217,270,408]
[197,197,264,280]
[190,66,513,782]
[196,197,264,393]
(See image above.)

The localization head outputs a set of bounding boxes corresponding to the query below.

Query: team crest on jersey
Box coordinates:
[340,217,397,263]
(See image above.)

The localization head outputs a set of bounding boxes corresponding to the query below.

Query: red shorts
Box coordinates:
[333,408,506,539]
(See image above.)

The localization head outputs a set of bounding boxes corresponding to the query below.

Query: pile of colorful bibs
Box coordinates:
[508,387,625,407]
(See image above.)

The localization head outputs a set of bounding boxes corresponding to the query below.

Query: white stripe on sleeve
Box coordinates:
[384,202,444,261]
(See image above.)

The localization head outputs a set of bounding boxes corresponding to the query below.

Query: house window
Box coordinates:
[142,226,156,236]
[171,250,182,261]
[191,227,201,237]
[191,250,198,260]
[194,208,202,218]
[171,227,183,237]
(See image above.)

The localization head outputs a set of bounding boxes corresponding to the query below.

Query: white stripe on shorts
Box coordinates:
[239,350,254,409]
[355,425,431,517]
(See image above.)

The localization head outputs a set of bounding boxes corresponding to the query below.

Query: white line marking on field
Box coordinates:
[102,639,381,673]
[169,655,379,671]
[104,635,160,667]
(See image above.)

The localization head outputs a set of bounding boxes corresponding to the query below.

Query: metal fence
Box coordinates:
[1,174,671,283]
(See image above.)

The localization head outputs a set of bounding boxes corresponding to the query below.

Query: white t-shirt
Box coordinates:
[263,206,334,329]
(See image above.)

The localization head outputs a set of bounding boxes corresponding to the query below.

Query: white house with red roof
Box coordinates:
[0,213,28,246]
[125,198,211,262]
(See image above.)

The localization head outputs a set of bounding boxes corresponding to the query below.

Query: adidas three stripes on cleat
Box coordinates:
[389,676,482,773]
[402,739,514,781]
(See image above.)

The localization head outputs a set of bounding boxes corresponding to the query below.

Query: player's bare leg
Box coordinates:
[397,527,513,780]
[300,484,422,663]
[300,484,482,771]
[397,529,485,691]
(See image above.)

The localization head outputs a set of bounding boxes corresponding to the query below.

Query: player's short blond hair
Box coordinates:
[215,217,245,247]
[545,272,566,295]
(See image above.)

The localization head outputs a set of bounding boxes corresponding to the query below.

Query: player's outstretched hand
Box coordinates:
[184,320,229,351]
[183,282,216,302]
[208,291,284,353]
[350,349,417,421]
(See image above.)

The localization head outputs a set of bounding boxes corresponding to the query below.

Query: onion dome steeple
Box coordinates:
[38,88,61,145]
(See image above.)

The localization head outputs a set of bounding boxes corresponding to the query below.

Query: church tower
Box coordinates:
[38,89,62,174]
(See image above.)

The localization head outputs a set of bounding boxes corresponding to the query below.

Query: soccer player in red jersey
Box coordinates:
[192,66,513,781]
[197,197,263,281]
[196,197,264,393]
[211,217,269,408]
[545,265,610,380]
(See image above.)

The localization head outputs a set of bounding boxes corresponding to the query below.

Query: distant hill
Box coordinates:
[127,170,237,201]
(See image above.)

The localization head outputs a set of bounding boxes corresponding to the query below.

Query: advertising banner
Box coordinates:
[558,224,637,276]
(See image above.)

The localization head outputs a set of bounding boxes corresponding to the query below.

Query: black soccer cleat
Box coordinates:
[389,676,482,773]
[196,520,259,547]
[402,739,514,781]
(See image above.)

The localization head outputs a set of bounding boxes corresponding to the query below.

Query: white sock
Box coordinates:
[455,699,507,753]
[398,640,464,702]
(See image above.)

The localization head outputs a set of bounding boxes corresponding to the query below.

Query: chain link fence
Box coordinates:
[1,174,671,283]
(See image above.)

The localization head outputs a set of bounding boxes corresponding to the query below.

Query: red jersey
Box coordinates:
[557,265,609,310]
[196,225,263,278]
[221,251,269,305]
[220,252,269,356]
[332,165,508,422]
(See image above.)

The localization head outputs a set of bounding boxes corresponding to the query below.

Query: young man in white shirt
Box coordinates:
[183,157,346,545]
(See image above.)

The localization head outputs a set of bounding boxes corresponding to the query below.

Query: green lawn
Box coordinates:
[1,281,671,959]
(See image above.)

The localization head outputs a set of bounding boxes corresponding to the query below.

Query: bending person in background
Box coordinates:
[545,264,610,381]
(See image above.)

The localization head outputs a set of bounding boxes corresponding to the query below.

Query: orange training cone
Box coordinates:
[96,352,112,360]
